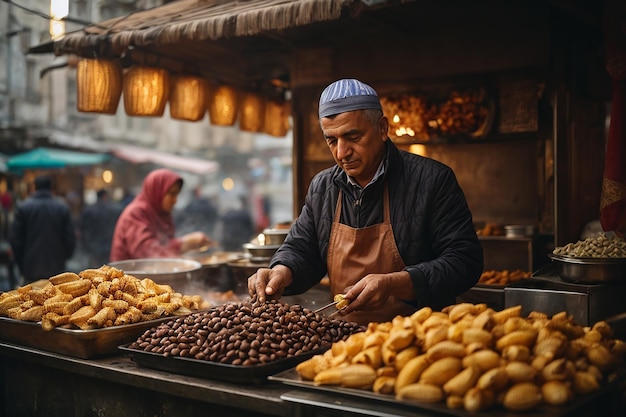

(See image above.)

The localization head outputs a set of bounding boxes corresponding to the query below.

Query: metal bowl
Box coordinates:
[108,258,203,292]
[548,254,626,283]
[242,243,281,261]
[260,228,289,245]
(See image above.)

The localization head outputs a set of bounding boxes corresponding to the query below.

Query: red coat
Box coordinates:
[110,169,182,261]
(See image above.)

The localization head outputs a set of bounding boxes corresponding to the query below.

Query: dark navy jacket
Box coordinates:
[10,190,76,282]
[271,140,483,310]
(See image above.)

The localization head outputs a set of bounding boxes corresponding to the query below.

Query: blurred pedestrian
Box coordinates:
[221,195,254,251]
[0,186,13,239]
[175,186,218,238]
[80,189,121,267]
[110,168,212,261]
[9,175,76,284]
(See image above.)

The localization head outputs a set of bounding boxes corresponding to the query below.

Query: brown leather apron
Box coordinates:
[327,185,417,324]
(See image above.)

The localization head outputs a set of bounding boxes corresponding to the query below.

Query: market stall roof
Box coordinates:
[111,144,220,175]
[29,0,406,87]
[6,147,110,172]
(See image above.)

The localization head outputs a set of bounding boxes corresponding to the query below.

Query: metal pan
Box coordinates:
[119,343,329,384]
[0,316,172,359]
[548,254,626,284]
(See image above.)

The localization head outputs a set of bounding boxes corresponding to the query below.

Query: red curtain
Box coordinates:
[600,0,626,236]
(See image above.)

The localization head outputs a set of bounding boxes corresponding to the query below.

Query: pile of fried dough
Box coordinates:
[0,265,210,331]
[296,303,626,412]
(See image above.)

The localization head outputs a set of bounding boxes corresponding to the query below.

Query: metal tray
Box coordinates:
[548,254,626,283]
[119,343,329,384]
[0,316,172,359]
[269,367,623,417]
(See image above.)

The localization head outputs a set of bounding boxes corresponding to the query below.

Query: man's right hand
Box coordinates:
[247,264,293,303]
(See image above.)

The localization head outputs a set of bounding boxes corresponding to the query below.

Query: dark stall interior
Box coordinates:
[290,0,610,272]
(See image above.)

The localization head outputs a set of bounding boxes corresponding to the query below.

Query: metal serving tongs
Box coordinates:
[314,294,348,318]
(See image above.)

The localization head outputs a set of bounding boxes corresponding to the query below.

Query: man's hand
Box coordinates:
[339,271,414,314]
[247,264,293,303]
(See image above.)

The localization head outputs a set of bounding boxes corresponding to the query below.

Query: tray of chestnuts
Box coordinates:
[119,298,365,383]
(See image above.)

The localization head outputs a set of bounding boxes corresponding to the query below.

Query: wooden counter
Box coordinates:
[2,341,625,417]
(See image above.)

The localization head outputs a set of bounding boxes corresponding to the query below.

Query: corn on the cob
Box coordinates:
[502,382,542,411]
[48,272,80,285]
[586,344,614,369]
[505,361,538,383]
[396,383,444,403]
[63,297,84,316]
[448,303,476,323]
[0,294,22,315]
[102,299,130,314]
[532,336,566,359]
[443,365,481,397]
[426,340,466,361]
[540,358,571,381]
[44,292,74,305]
[477,366,509,391]
[333,293,349,309]
[491,305,522,324]
[137,297,159,313]
[420,357,463,386]
[573,371,601,394]
[495,329,538,350]
[463,387,496,412]
[503,316,535,334]
[462,349,501,371]
[395,354,430,392]
[352,346,383,369]
[541,380,573,406]
[87,306,116,327]
[43,301,69,315]
[20,305,44,322]
[385,328,414,351]
[410,306,432,324]
[462,327,493,347]
[423,325,449,351]
[314,364,376,389]
[41,312,71,331]
[56,279,92,297]
[88,288,104,310]
[393,346,419,371]
[79,268,108,282]
[113,306,143,326]
[501,345,530,363]
[372,376,395,395]
[446,395,464,409]
[470,309,493,330]
[69,305,97,327]
[591,320,614,338]
[296,355,329,381]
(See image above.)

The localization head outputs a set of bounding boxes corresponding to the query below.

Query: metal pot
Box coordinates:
[548,254,626,283]
[260,228,289,245]
[242,243,281,261]
[504,224,536,238]
[109,258,203,292]
[183,251,245,290]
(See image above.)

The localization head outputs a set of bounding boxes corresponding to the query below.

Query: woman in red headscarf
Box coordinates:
[110,168,212,261]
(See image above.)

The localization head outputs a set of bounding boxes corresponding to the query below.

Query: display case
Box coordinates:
[480,234,554,272]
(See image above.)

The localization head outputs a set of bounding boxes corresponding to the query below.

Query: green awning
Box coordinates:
[7,147,110,172]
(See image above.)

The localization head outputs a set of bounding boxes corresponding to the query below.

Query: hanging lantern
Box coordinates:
[123,66,169,117]
[263,100,291,137]
[76,58,123,114]
[239,92,265,132]
[207,84,239,126]
[169,75,208,121]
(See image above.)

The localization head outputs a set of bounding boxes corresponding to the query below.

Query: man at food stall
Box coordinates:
[248,78,483,324]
